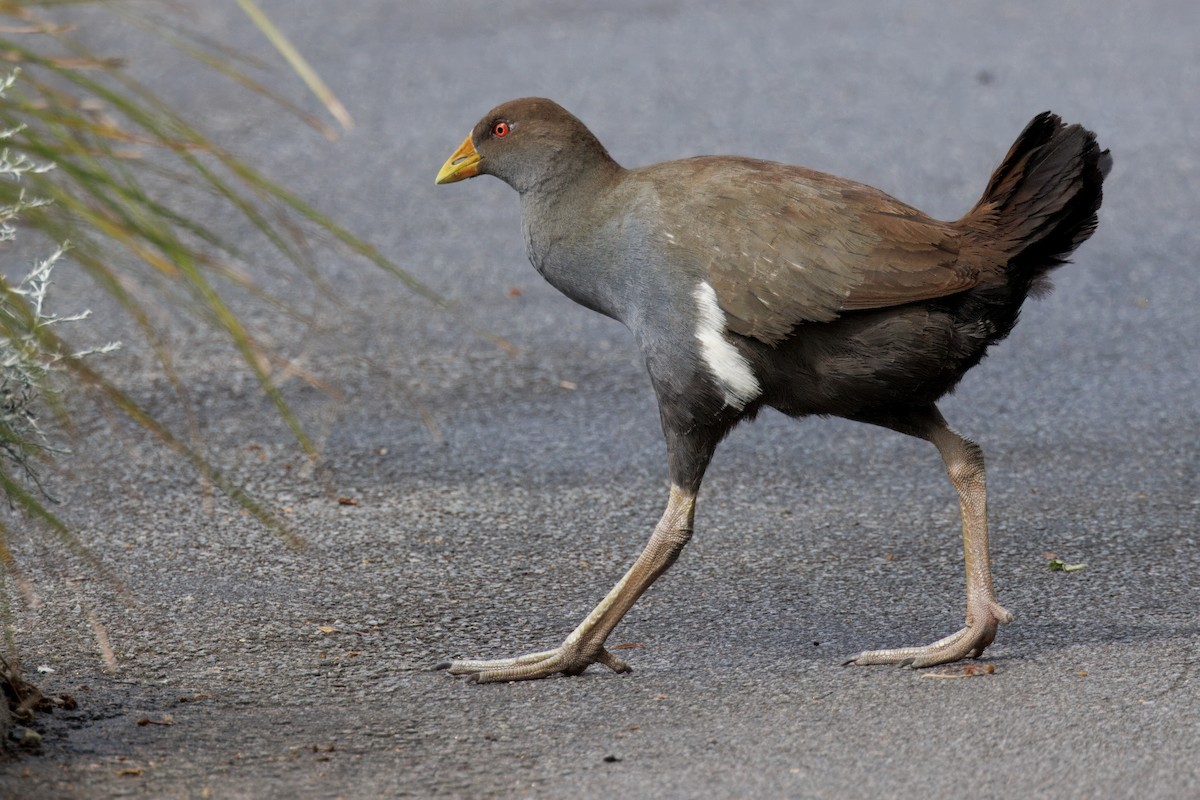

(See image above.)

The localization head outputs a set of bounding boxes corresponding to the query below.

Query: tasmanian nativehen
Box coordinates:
[434,99,1110,682]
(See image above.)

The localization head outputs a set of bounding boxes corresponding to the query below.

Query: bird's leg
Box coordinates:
[847,408,1013,667]
[438,485,697,683]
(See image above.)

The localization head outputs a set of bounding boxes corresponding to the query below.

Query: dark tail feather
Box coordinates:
[965,111,1111,295]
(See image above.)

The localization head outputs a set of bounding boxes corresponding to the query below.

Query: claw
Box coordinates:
[595,648,632,674]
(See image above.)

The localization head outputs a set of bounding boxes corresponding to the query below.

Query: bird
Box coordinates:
[434,98,1110,683]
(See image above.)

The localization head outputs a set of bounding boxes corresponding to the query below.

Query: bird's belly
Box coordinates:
[754,305,991,418]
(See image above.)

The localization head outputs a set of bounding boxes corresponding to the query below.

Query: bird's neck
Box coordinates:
[519,163,630,323]
[518,146,623,199]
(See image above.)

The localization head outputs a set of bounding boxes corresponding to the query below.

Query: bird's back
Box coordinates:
[618,155,991,346]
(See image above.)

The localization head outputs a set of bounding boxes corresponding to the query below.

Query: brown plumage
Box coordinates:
[435,99,1110,682]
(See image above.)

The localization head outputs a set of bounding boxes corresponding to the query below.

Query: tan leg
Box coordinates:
[847,409,1013,667]
[438,485,697,683]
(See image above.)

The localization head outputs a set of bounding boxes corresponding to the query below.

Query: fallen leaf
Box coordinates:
[317,626,337,634]
[559,380,577,391]
[920,663,996,679]
[136,715,175,726]
[337,497,359,506]
[177,693,209,704]
[116,768,144,777]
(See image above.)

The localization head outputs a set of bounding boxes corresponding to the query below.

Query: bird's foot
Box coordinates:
[435,641,631,684]
[844,601,1013,667]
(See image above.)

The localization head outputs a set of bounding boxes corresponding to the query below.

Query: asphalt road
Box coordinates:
[3,1,1198,798]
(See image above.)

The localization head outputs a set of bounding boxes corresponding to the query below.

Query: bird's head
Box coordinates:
[435,97,617,194]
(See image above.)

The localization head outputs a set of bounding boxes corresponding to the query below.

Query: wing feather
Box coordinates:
[639,157,980,344]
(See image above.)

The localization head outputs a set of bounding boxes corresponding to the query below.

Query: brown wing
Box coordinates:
[644,157,980,345]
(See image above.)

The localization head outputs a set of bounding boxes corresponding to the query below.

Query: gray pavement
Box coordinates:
[2,0,1198,797]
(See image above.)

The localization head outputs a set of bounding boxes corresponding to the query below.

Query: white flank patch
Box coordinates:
[693,282,761,409]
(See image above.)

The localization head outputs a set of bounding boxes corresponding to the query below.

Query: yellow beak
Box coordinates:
[435,135,481,184]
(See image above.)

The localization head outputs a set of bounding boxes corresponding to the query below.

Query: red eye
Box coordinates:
[492,121,510,138]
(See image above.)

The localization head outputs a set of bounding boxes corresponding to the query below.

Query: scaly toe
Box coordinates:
[846,622,1000,668]
[845,602,1014,668]
[438,644,630,683]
